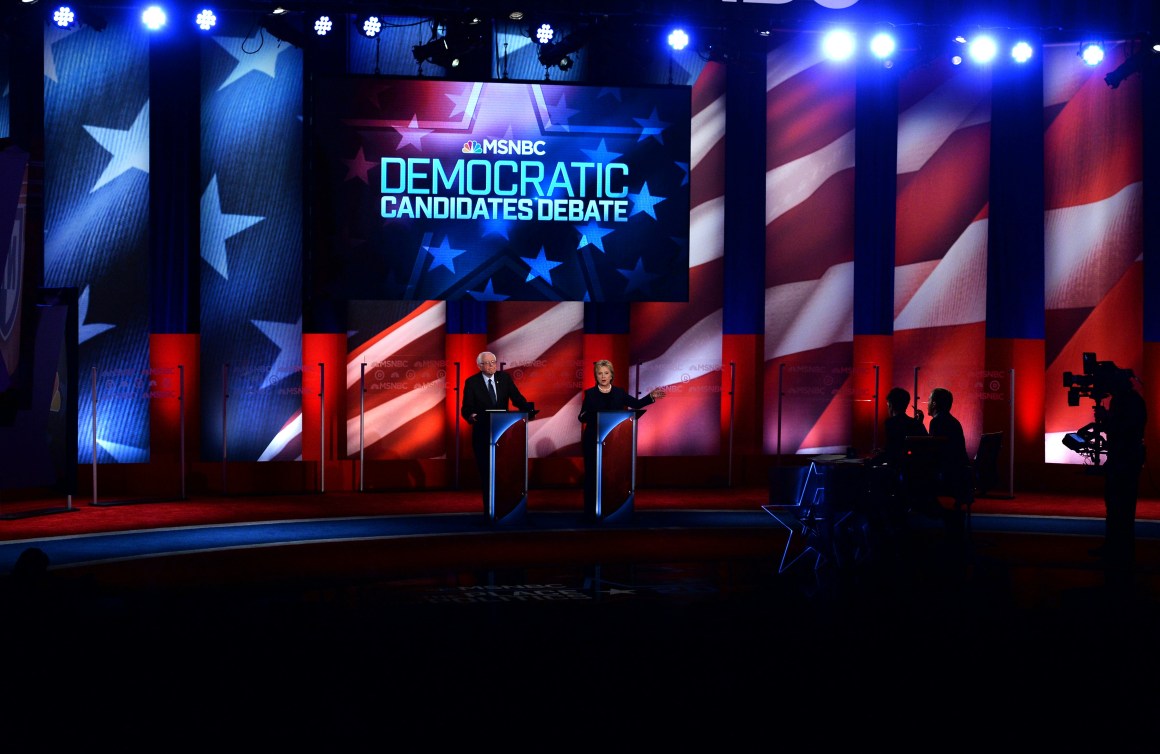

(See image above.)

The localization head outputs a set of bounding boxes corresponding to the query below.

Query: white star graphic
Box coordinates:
[201,174,264,280]
[77,285,115,345]
[396,115,432,150]
[213,35,293,91]
[252,317,303,390]
[44,25,79,83]
[82,101,150,193]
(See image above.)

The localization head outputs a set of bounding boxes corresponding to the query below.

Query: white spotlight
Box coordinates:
[968,35,998,64]
[1080,43,1105,66]
[1010,41,1033,63]
[821,29,856,62]
[869,32,895,60]
[141,5,167,31]
[668,28,689,51]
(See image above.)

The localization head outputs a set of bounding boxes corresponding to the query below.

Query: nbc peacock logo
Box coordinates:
[462,140,483,154]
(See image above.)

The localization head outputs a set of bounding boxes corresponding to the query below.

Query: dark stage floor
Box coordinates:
[2,491,1160,745]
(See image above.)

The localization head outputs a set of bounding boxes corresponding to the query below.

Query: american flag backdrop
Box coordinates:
[1042,40,1143,464]
[199,23,304,462]
[892,55,991,452]
[42,17,151,464]
[630,59,724,457]
[763,35,857,455]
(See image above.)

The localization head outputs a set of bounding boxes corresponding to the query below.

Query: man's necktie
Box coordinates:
[487,378,497,406]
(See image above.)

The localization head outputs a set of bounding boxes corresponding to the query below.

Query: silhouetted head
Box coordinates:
[886,387,911,416]
[929,387,953,417]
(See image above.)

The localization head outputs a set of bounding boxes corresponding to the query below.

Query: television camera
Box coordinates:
[1061,352,1136,464]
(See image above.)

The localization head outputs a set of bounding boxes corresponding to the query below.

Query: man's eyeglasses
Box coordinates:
[481,360,497,366]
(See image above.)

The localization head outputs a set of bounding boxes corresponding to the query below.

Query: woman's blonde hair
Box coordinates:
[593,359,614,380]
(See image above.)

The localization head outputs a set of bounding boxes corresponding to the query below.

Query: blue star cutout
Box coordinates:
[628,182,665,219]
[633,108,669,144]
[581,138,622,166]
[676,161,690,186]
[575,222,615,252]
[521,247,563,285]
[77,285,115,345]
[481,217,510,240]
[83,100,150,192]
[201,174,265,280]
[546,93,580,131]
[468,280,509,302]
[252,316,303,390]
[213,35,293,90]
[425,237,468,273]
[617,258,660,295]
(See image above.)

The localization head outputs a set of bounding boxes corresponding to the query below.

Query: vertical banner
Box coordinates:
[43,16,150,463]
[763,36,857,454]
[199,25,303,462]
[1043,41,1143,464]
[893,55,991,452]
[631,60,726,456]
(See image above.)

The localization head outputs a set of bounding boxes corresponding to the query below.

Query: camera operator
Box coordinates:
[1093,370,1147,567]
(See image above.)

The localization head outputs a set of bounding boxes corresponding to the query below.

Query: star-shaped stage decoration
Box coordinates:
[213,35,293,91]
[618,258,660,294]
[627,182,665,219]
[201,174,265,280]
[467,279,509,302]
[597,87,622,101]
[77,285,115,345]
[581,138,622,166]
[43,25,79,83]
[425,236,468,273]
[546,92,579,131]
[343,146,376,183]
[575,221,614,252]
[252,316,303,390]
[633,107,669,144]
[521,247,563,284]
[445,85,476,118]
[83,100,150,193]
[396,115,432,150]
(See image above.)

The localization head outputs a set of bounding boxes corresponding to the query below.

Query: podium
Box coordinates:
[587,409,642,523]
[485,410,532,524]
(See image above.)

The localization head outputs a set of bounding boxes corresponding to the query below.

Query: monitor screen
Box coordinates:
[308,77,691,303]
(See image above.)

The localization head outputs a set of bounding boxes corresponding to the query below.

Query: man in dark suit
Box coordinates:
[461,351,533,504]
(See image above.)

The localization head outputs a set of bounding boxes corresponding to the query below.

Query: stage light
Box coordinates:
[357,15,382,38]
[821,29,856,61]
[968,35,998,64]
[141,5,167,31]
[262,12,305,47]
[1080,42,1104,66]
[533,22,554,44]
[536,23,592,75]
[869,32,895,60]
[413,18,486,71]
[668,28,689,51]
[1104,49,1144,88]
[1011,41,1033,63]
[313,15,332,36]
[508,11,524,21]
[51,5,76,28]
[195,8,216,31]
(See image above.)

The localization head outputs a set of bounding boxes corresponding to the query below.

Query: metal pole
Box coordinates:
[873,364,880,452]
[179,364,186,500]
[359,362,366,492]
[776,363,784,463]
[727,361,735,487]
[913,366,921,418]
[222,363,228,495]
[454,361,461,490]
[91,366,97,505]
[319,362,325,493]
[1008,367,1016,497]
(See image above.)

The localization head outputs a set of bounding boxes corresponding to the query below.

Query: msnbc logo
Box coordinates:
[462,140,484,154]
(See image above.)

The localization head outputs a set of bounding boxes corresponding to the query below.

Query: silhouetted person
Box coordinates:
[917,387,972,542]
[461,351,533,506]
[1094,371,1147,568]
[578,360,664,518]
[870,386,928,469]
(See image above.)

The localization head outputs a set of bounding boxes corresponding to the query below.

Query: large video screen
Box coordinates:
[309,77,691,302]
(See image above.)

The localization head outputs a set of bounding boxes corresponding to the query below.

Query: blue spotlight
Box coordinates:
[195,8,216,31]
[141,5,167,31]
[1080,42,1104,66]
[968,35,998,64]
[869,32,896,60]
[821,29,856,62]
[1010,41,1034,63]
[534,23,554,44]
[314,15,333,36]
[51,5,76,28]
[668,28,689,51]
